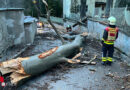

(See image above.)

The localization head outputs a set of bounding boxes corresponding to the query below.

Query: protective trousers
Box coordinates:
[102,44,114,62]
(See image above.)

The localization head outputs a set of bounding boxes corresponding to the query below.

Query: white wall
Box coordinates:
[87,0,95,17]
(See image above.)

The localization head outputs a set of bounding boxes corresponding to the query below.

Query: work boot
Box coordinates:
[101,61,107,65]
[107,61,112,66]
[107,57,113,66]
[102,57,107,65]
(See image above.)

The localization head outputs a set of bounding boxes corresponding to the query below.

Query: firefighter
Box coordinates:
[66,25,72,32]
[101,16,119,65]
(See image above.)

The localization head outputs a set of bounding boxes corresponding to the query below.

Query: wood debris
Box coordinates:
[89,68,96,72]
[0,35,85,86]
[106,72,114,78]
[81,55,97,65]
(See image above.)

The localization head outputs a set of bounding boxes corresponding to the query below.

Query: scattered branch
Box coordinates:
[87,55,97,64]
[81,55,97,65]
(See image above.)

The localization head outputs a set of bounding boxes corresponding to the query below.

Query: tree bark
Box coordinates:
[42,0,65,44]
[0,35,85,86]
[105,0,113,17]
[47,11,65,44]
[80,0,86,20]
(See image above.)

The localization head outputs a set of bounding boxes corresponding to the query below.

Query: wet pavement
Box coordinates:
[16,32,130,90]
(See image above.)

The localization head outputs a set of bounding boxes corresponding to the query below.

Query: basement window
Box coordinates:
[95,2,106,10]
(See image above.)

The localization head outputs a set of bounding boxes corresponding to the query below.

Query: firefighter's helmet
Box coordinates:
[108,16,116,25]
[67,25,71,28]
[66,25,72,32]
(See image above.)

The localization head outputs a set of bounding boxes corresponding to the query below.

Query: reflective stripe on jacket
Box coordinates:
[102,27,118,45]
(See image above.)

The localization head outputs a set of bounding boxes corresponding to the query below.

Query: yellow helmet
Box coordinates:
[108,16,116,25]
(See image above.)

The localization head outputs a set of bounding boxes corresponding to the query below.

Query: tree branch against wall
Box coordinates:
[105,0,113,17]
[42,0,65,44]
[24,0,63,17]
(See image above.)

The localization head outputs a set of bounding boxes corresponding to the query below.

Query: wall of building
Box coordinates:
[94,7,103,17]
[6,9,25,45]
[86,0,95,17]
[0,0,24,8]
[0,9,25,54]
[0,9,38,55]
[124,7,130,26]
[24,22,37,44]
[63,0,80,20]
[63,0,107,18]
[87,20,130,63]
[0,10,10,54]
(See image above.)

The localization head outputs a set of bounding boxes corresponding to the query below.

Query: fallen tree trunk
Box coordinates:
[62,32,88,40]
[0,35,85,86]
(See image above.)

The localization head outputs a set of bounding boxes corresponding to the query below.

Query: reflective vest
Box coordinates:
[103,27,118,45]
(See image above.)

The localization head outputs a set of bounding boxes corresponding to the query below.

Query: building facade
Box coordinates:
[63,0,107,19]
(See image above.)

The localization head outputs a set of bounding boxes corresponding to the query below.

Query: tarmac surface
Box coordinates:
[1,26,129,90]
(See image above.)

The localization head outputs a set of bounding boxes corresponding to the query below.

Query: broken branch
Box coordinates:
[87,55,97,64]
[42,0,65,44]
[81,55,97,65]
